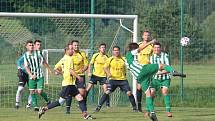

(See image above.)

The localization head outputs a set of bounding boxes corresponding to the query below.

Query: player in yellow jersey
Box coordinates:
[136,31,154,112]
[95,46,137,112]
[38,47,95,120]
[65,40,89,114]
[86,43,110,107]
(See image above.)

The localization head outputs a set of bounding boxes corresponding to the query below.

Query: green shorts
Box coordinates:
[137,64,159,92]
[29,77,44,90]
[152,79,171,91]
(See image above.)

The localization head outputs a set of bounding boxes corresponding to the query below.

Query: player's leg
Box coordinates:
[120,80,137,111]
[100,77,110,107]
[38,85,71,119]
[73,86,95,119]
[95,80,115,112]
[26,77,32,109]
[65,96,72,114]
[29,79,39,111]
[85,75,97,101]
[160,64,186,77]
[76,76,87,102]
[136,83,143,112]
[161,79,172,117]
[141,77,158,121]
[15,70,27,109]
[36,77,50,104]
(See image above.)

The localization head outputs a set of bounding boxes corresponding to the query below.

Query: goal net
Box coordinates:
[0,12,138,108]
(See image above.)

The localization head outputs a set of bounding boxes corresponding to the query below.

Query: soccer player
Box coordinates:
[38,47,95,120]
[23,40,50,111]
[33,40,51,104]
[86,43,110,107]
[150,42,172,117]
[137,30,154,112]
[65,40,88,114]
[95,46,137,112]
[125,42,185,121]
[15,46,32,109]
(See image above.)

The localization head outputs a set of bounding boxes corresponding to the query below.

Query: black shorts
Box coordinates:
[89,75,107,85]
[59,85,79,99]
[18,70,29,87]
[75,75,86,88]
[109,80,131,93]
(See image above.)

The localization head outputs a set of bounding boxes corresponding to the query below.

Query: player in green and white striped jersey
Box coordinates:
[24,40,50,111]
[150,42,172,117]
[125,42,186,121]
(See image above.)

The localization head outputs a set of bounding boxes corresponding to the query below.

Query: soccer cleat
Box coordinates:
[65,111,70,114]
[38,107,46,119]
[94,106,101,113]
[34,107,39,112]
[26,104,31,109]
[132,107,138,112]
[15,105,19,109]
[172,71,186,78]
[166,112,173,117]
[149,112,158,121]
[83,114,96,120]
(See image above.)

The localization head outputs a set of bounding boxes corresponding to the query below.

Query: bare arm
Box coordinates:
[104,67,111,78]
[87,64,93,77]
[138,39,156,52]
[24,66,36,80]
[70,69,83,81]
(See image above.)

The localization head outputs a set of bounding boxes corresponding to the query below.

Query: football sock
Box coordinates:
[98,93,109,107]
[137,89,142,110]
[79,100,87,112]
[15,86,24,105]
[146,97,154,112]
[47,101,60,109]
[164,95,171,112]
[40,91,49,103]
[106,94,110,106]
[27,94,32,105]
[31,93,38,108]
[66,96,72,112]
[129,94,137,109]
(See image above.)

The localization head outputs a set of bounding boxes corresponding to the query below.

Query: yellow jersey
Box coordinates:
[71,51,88,75]
[90,52,108,77]
[138,42,153,64]
[54,55,76,86]
[104,56,126,80]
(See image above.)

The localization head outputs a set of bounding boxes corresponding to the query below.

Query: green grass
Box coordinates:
[0,64,215,108]
[1,107,215,121]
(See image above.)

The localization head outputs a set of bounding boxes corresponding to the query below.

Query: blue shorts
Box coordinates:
[59,85,79,99]
[17,70,29,87]
[75,75,86,88]
[109,80,131,93]
[89,75,107,85]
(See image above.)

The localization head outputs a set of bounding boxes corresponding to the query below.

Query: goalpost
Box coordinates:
[0,12,138,107]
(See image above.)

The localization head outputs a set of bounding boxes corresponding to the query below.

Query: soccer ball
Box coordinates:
[180,37,190,47]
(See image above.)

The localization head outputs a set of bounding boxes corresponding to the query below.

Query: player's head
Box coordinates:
[128,42,139,51]
[99,43,106,54]
[142,30,151,42]
[34,39,42,50]
[25,40,34,51]
[70,40,79,52]
[64,46,73,56]
[112,46,120,57]
[153,41,161,55]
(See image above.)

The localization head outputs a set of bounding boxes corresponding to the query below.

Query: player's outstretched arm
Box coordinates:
[138,39,156,52]
[70,69,83,82]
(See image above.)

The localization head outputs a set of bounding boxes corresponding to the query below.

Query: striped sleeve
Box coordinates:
[23,53,29,67]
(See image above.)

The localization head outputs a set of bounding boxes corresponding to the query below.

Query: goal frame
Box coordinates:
[0,12,138,103]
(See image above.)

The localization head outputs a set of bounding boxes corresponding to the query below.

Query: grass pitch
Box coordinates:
[0,107,215,121]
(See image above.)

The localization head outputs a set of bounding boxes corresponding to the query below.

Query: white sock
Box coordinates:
[15,86,24,105]
[27,94,32,105]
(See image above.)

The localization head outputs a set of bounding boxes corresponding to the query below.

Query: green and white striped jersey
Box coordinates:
[150,52,171,80]
[24,50,44,79]
[125,49,143,79]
